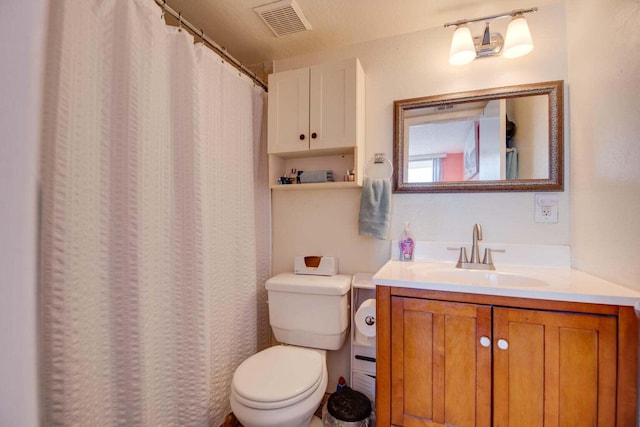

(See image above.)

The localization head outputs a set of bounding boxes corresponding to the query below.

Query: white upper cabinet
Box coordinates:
[268,58,364,154]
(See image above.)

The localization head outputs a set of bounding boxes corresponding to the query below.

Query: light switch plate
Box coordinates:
[534,193,559,223]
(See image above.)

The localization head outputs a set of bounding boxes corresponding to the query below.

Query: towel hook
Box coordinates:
[364,153,393,180]
[178,12,183,31]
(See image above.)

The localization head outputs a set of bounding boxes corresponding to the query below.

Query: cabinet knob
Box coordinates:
[497,339,509,350]
[311,132,318,139]
[479,336,491,347]
[299,134,305,140]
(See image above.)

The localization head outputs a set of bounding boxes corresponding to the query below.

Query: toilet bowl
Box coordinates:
[230,346,328,427]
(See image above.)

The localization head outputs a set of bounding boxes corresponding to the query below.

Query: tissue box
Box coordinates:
[294,256,338,276]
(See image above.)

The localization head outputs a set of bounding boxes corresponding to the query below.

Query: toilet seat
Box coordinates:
[231,346,324,410]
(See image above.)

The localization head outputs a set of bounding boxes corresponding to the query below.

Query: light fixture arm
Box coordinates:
[481,22,491,46]
[444,7,538,28]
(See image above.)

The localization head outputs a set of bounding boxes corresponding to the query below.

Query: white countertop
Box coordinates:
[374,242,640,307]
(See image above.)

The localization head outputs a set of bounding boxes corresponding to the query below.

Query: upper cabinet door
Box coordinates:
[309,58,360,151]
[268,67,310,154]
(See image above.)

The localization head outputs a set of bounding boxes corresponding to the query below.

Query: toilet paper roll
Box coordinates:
[355,299,376,338]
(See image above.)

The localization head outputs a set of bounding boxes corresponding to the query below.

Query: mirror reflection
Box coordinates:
[394,81,563,192]
[406,96,548,183]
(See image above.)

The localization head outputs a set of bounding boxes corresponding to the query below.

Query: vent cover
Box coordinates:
[254,0,312,37]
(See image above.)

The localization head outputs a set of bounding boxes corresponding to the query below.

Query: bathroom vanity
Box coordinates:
[373,247,639,427]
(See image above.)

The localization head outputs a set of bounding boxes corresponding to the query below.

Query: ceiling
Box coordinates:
[163,0,555,68]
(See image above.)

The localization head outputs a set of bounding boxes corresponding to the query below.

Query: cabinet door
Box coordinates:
[267,67,310,154]
[493,307,617,427]
[391,297,492,427]
[309,58,359,151]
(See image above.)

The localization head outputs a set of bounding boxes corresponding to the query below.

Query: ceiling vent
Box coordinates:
[254,0,312,37]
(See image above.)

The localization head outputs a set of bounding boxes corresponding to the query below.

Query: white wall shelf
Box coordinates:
[271,181,362,190]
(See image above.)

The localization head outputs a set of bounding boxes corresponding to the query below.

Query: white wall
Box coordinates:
[271,2,569,276]
[271,2,568,390]
[567,0,640,290]
[0,1,48,426]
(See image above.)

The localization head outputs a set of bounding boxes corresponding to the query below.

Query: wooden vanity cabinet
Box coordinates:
[376,287,638,427]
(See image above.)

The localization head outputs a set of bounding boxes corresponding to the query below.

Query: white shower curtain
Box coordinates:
[39,1,270,425]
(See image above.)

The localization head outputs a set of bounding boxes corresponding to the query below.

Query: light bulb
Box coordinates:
[503,15,534,59]
[449,25,476,66]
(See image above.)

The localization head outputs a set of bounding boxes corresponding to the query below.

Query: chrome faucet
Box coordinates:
[470,223,483,264]
[449,223,504,270]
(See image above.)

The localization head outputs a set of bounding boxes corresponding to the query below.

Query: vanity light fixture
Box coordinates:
[445,7,537,66]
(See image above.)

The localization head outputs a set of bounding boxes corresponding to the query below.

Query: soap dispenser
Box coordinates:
[399,222,415,261]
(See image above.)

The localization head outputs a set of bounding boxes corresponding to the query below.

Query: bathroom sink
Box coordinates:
[408,266,548,288]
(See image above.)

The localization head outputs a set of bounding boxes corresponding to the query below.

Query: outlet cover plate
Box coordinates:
[534,193,559,223]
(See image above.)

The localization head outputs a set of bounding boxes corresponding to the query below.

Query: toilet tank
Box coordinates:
[266,273,351,350]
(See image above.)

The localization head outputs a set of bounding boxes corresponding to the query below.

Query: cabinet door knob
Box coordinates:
[311,132,318,139]
[299,134,305,140]
[479,336,491,347]
[497,339,509,350]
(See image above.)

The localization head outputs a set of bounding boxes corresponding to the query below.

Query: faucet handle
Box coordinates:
[482,248,505,266]
[448,246,468,267]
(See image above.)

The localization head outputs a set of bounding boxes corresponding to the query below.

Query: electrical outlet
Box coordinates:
[534,193,559,223]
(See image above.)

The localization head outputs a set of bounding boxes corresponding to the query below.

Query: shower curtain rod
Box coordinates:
[154,0,268,92]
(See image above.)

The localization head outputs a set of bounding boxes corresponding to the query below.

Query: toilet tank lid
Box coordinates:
[266,273,351,295]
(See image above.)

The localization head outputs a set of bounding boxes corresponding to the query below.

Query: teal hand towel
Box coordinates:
[358,177,391,239]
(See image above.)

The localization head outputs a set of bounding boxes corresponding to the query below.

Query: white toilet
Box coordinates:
[230,273,352,427]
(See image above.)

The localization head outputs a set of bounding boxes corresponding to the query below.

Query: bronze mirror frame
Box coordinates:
[393,80,564,193]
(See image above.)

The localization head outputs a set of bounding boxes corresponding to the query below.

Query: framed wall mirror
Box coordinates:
[393,80,563,192]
